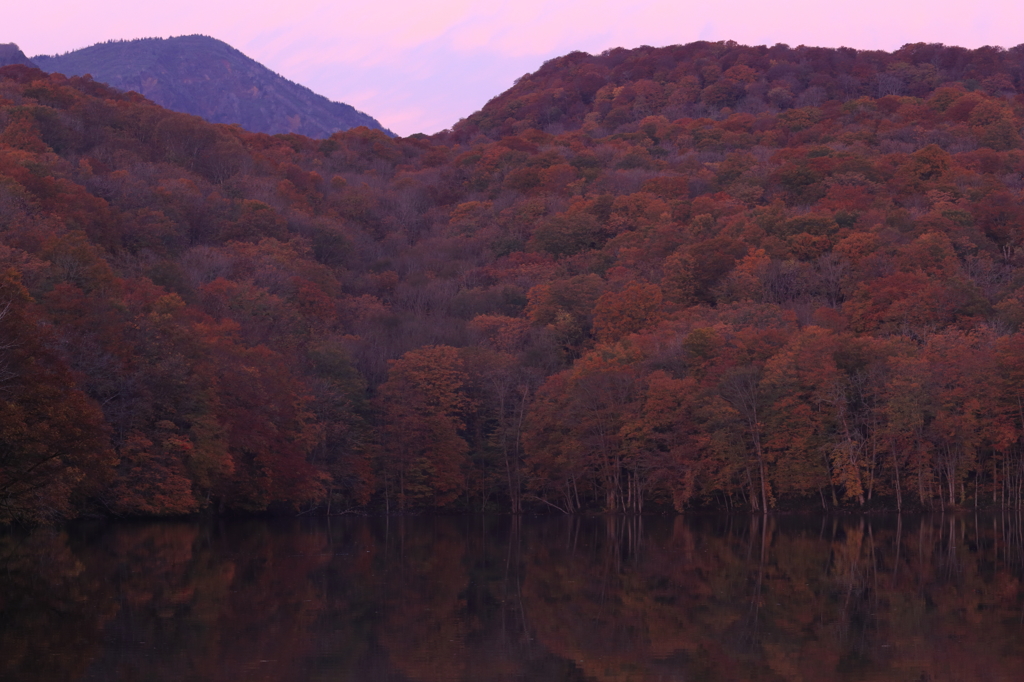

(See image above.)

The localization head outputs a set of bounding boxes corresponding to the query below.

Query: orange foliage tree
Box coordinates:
[377,346,472,510]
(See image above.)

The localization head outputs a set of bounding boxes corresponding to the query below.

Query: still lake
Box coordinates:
[2,514,1024,681]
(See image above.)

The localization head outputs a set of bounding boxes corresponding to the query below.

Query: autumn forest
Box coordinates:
[5,41,1024,522]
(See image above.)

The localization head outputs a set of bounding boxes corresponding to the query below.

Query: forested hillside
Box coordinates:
[4,40,1024,522]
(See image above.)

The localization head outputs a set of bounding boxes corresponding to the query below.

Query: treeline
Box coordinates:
[461,40,1024,138]
[4,39,1024,521]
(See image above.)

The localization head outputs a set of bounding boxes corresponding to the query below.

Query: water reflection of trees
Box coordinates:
[520,514,1024,681]
[1,515,1023,681]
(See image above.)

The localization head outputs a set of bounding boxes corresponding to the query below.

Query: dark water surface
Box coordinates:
[2,514,1024,681]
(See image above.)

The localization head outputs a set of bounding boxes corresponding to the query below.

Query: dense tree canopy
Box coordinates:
[5,39,1024,520]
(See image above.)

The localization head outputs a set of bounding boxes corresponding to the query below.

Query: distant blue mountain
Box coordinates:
[0,43,35,67]
[33,35,392,138]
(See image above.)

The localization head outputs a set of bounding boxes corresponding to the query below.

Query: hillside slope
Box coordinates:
[459,41,1024,138]
[4,40,1024,522]
[33,35,391,137]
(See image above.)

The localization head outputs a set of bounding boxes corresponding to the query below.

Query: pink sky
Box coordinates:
[7,0,1024,136]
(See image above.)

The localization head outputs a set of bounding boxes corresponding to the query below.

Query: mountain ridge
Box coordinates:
[0,43,35,68]
[455,40,1024,141]
[32,35,392,138]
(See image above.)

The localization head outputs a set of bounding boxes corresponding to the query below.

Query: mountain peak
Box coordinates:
[0,43,35,68]
[32,35,392,138]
